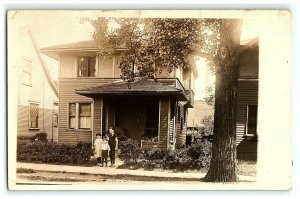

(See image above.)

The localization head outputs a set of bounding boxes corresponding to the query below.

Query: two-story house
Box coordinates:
[41,40,196,149]
[8,26,59,141]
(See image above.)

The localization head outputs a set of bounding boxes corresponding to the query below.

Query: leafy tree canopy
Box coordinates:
[84,17,220,82]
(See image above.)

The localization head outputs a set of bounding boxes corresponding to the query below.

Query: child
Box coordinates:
[108,127,118,167]
[101,137,110,167]
[93,133,103,166]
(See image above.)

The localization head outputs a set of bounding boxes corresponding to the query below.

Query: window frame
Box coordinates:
[77,56,96,78]
[67,102,93,131]
[28,102,39,130]
[245,104,258,136]
[78,103,92,129]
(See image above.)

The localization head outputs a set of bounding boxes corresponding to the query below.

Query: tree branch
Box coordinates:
[187,50,216,78]
[189,49,215,62]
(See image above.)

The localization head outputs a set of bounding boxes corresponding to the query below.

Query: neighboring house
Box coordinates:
[236,37,259,160]
[186,37,259,160]
[40,40,196,149]
[9,27,59,142]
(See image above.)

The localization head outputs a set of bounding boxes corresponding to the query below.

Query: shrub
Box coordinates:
[17,136,35,142]
[199,115,214,136]
[119,139,141,164]
[35,132,48,142]
[142,148,168,161]
[119,139,212,171]
[17,139,93,165]
[17,132,48,143]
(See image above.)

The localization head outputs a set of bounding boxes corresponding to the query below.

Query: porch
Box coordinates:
[75,79,190,149]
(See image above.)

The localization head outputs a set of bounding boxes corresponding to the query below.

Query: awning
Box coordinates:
[75,79,188,101]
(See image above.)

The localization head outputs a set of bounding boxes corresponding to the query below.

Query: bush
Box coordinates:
[35,132,48,142]
[199,115,214,136]
[17,132,48,143]
[17,138,93,165]
[142,148,168,161]
[17,136,35,142]
[119,139,141,164]
[119,139,212,171]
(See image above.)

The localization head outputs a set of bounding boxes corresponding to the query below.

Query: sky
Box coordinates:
[8,10,259,100]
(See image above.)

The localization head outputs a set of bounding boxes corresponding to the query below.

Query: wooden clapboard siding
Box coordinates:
[169,101,176,143]
[236,79,258,144]
[58,78,117,144]
[92,97,102,141]
[158,98,170,149]
[17,105,55,140]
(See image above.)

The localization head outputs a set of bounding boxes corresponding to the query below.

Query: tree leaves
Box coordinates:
[87,17,220,82]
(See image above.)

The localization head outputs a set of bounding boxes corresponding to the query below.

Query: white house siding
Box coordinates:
[8,26,58,141]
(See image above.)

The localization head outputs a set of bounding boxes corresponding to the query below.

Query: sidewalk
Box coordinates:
[16,162,256,182]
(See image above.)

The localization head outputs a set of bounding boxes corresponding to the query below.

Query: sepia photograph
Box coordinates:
[7,10,292,190]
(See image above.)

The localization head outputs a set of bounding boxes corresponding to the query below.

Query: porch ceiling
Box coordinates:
[75,79,188,101]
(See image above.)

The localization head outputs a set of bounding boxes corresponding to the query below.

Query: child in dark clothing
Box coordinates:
[108,127,118,167]
[101,137,110,167]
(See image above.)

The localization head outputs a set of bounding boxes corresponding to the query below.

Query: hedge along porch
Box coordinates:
[75,79,190,149]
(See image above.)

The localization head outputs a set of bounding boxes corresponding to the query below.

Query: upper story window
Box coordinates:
[77,57,96,77]
[22,58,32,86]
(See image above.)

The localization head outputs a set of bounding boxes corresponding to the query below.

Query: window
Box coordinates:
[77,57,96,77]
[68,103,92,130]
[69,103,76,129]
[22,58,32,86]
[53,113,58,127]
[29,103,39,129]
[143,103,159,142]
[246,105,258,135]
[79,103,91,129]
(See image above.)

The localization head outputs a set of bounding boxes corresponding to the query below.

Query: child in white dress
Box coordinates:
[94,134,103,166]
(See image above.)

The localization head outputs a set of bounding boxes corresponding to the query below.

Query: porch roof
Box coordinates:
[75,79,188,101]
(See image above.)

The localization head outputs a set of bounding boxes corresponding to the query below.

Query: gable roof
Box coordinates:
[75,79,188,101]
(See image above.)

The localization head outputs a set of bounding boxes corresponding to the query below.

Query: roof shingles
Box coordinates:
[75,79,188,100]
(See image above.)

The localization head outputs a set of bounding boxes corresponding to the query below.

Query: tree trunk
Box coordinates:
[204,19,242,182]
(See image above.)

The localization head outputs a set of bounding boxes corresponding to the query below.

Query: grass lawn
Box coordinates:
[237,160,257,177]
